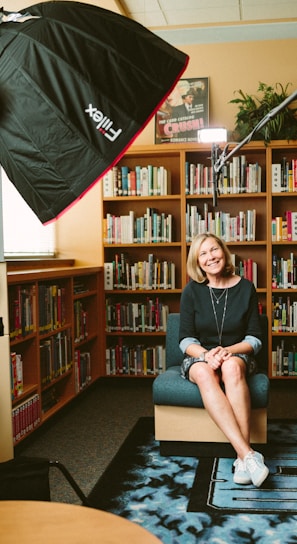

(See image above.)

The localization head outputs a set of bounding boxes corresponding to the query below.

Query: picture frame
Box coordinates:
[155,77,209,144]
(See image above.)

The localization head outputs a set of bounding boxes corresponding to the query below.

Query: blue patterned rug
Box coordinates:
[88,417,297,544]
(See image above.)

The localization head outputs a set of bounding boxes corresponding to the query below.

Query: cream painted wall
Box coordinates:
[136,38,297,145]
[56,36,297,264]
[56,183,103,265]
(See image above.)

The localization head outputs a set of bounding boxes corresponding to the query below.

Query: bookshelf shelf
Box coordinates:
[104,243,182,248]
[73,290,98,299]
[8,266,104,445]
[186,192,267,199]
[106,289,182,294]
[272,332,296,336]
[272,192,296,197]
[11,384,38,405]
[102,140,297,380]
[41,397,73,422]
[10,333,36,347]
[39,323,72,339]
[272,241,297,245]
[106,331,166,336]
[75,332,98,347]
[41,368,73,391]
[103,195,181,201]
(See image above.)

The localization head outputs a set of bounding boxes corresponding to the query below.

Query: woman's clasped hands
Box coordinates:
[205,347,231,370]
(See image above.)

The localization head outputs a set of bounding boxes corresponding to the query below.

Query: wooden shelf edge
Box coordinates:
[12,384,38,406]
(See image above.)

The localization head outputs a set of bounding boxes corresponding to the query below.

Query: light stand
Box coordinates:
[211,142,221,207]
[212,88,297,206]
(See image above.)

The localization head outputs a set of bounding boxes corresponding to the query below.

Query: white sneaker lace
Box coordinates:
[245,452,263,472]
[234,458,246,472]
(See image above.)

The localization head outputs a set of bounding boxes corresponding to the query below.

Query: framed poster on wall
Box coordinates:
[155,77,209,144]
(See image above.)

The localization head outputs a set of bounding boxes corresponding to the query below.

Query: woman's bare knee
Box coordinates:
[189,362,219,385]
[221,357,246,383]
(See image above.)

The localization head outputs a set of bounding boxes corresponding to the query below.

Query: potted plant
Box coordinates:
[230,82,297,142]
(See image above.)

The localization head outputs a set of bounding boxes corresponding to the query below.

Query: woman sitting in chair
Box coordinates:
[179,233,269,487]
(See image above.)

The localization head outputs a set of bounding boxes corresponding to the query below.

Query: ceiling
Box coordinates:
[119,0,297,27]
[118,0,297,44]
[7,1,297,44]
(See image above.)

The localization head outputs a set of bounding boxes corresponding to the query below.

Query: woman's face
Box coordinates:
[198,237,225,277]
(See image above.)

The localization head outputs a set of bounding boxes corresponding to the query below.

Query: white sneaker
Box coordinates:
[244,451,269,487]
[233,458,252,485]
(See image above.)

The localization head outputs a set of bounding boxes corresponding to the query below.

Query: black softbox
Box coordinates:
[0,2,188,222]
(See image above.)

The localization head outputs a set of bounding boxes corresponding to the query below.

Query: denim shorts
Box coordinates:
[180,353,257,380]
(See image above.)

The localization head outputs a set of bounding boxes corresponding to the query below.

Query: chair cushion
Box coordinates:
[153,366,270,409]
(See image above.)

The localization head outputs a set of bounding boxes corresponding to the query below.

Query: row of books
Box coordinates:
[40,329,72,386]
[74,301,89,343]
[104,255,176,290]
[235,259,258,288]
[272,254,297,289]
[186,205,256,242]
[9,285,35,340]
[105,299,169,332]
[103,209,173,244]
[11,352,23,400]
[272,296,297,332]
[74,350,91,393]
[105,342,166,376]
[103,164,171,197]
[12,393,41,444]
[38,284,66,333]
[185,155,262,195]
[272,341,297,376]
[271,159,297,193]
[271,212,297,242]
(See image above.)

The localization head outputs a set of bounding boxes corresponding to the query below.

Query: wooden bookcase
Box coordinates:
[0,262,14,461]
[8,266,104,445]
[268,141,297,378]
[102,140,297,381]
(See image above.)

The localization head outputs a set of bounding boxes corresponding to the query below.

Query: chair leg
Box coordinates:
[49,460,92,507]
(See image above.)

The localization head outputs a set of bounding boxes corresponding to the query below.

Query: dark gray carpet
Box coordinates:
[15,378,154,503]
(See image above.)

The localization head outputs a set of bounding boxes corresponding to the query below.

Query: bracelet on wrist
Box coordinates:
[197,350,208,362]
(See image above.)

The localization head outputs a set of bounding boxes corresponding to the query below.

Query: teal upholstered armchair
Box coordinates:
[153,313,270,454]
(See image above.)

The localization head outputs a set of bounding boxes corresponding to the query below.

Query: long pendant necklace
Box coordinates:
[209,287,228,345]
[210,287,227,305]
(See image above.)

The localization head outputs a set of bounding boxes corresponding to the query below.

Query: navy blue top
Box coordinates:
[179,277,262,350]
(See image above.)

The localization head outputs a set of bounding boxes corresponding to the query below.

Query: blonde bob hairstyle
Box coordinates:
[187,233,235,283]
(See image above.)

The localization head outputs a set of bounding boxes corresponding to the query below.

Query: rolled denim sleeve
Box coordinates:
[244,334,262,355]
[179,336,201,354]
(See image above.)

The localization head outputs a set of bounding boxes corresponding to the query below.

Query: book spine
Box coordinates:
[271,163,281,192]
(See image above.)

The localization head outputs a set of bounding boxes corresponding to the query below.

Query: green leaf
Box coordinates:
[229,82,297,142]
